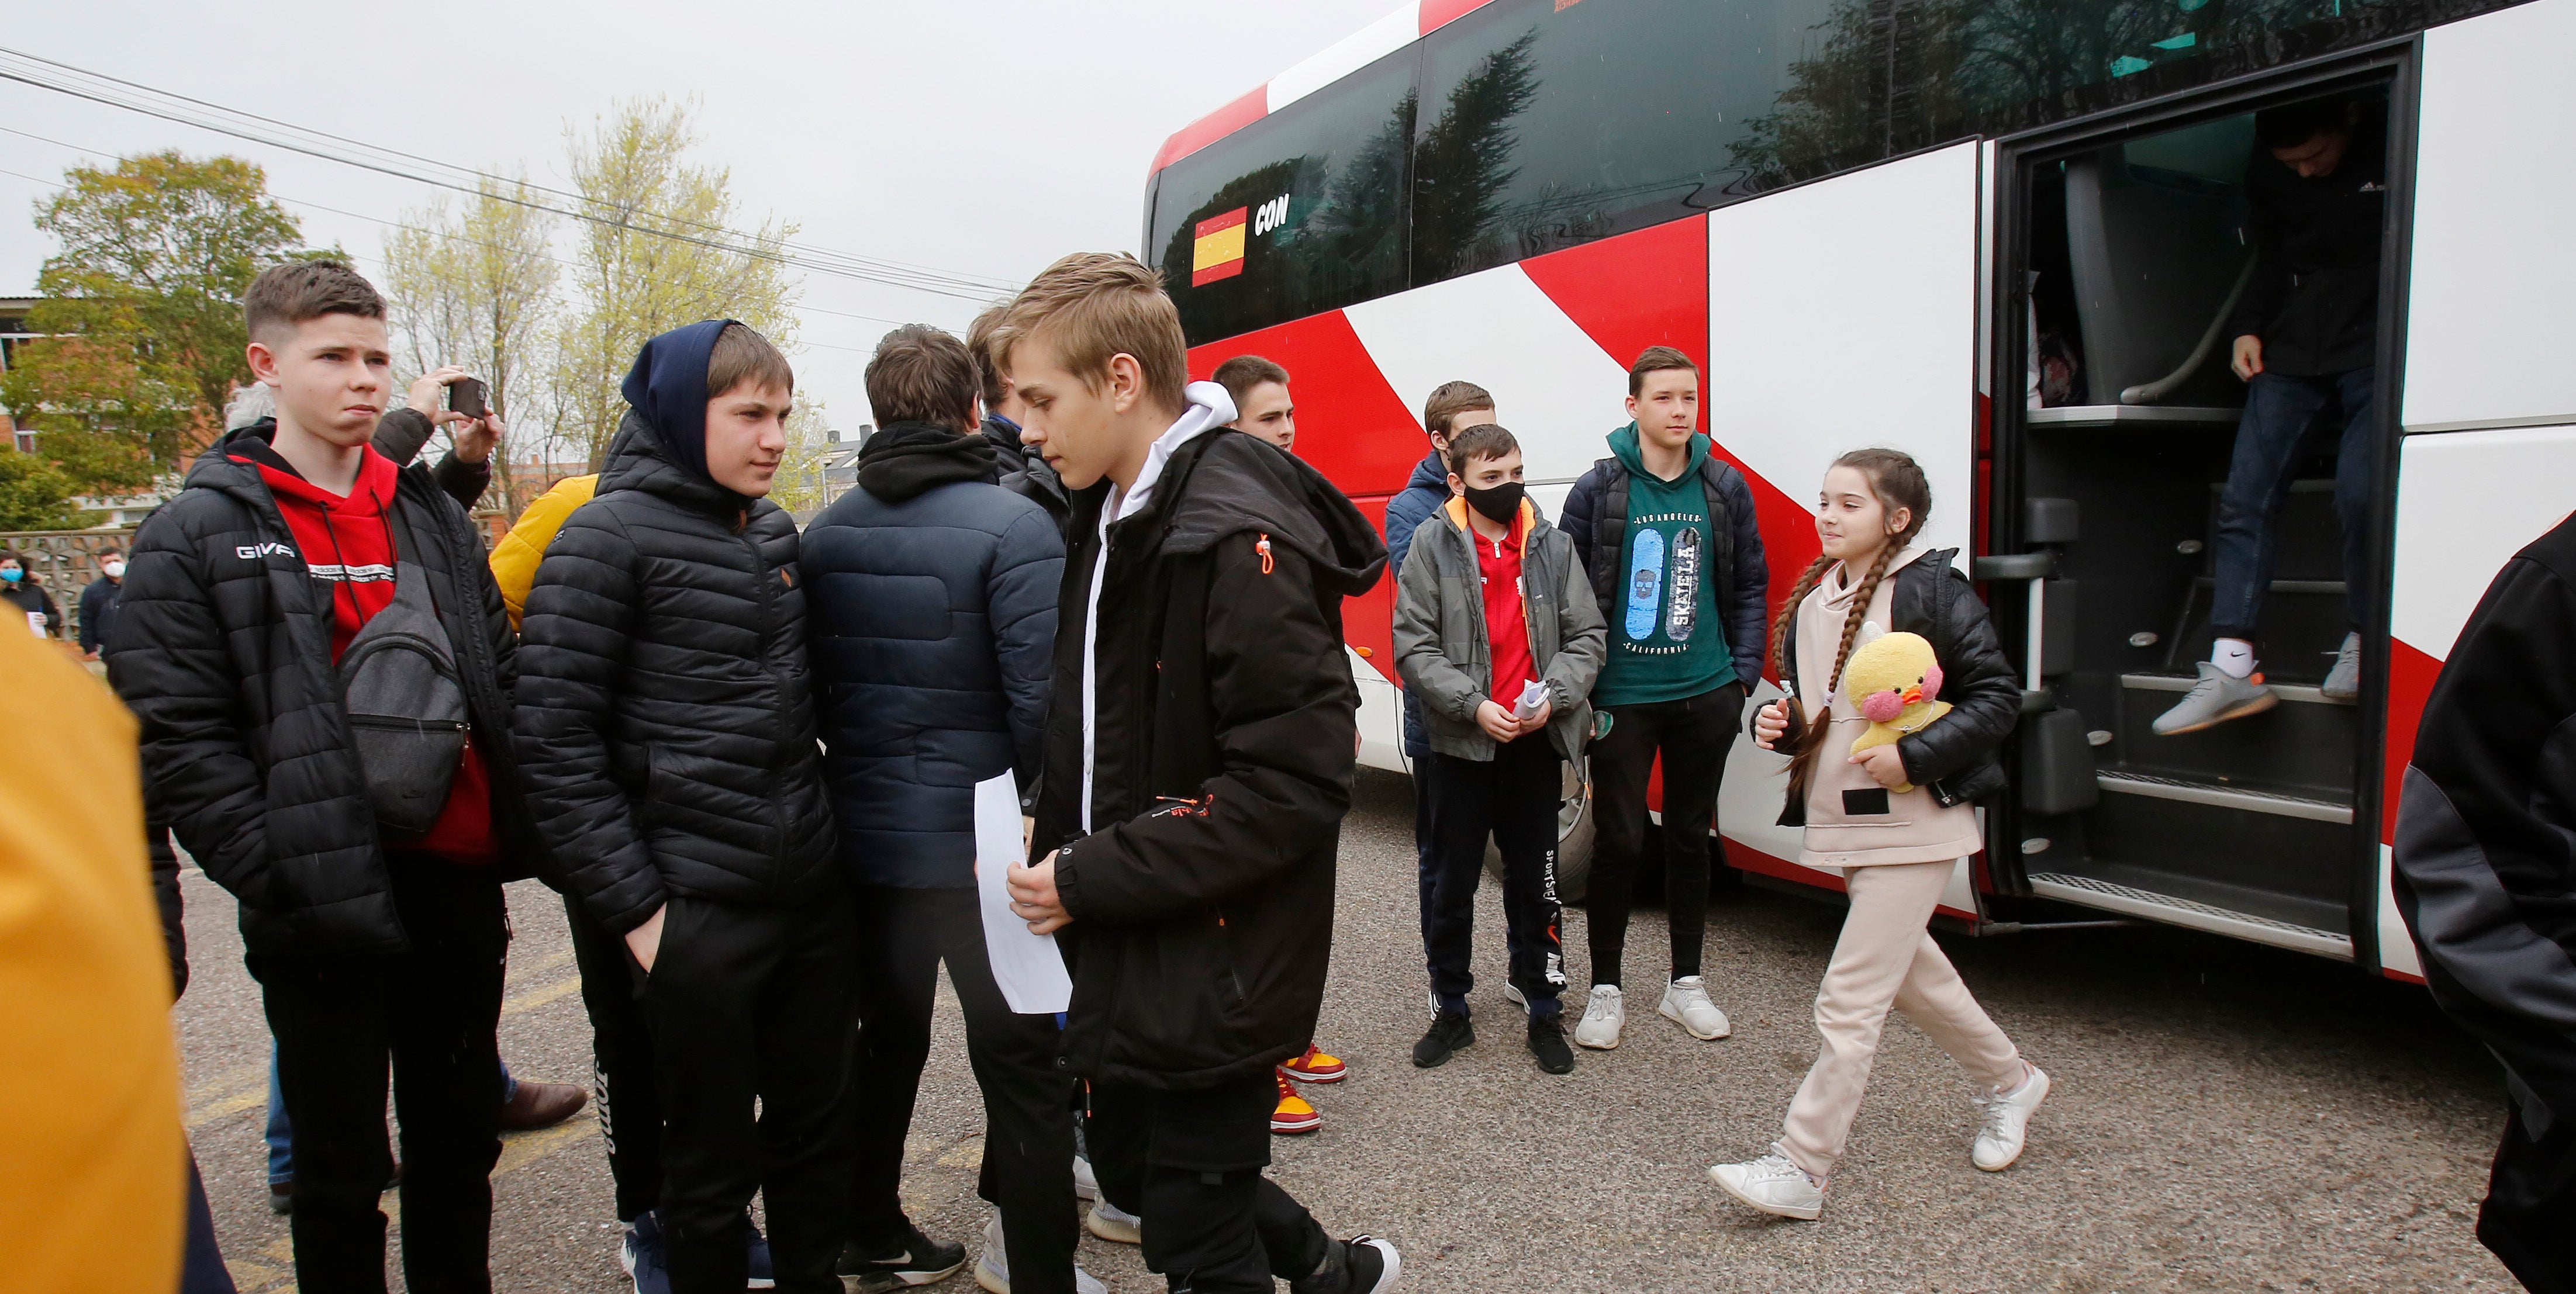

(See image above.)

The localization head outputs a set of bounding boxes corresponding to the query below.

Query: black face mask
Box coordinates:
[1463,480,1524,526]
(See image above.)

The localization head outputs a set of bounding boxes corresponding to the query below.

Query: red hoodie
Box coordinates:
[236,438,496,863]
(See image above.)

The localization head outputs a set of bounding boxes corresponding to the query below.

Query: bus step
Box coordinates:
[2119,672,2346,707]
[2095,770,2353,824]
[2104,674,2360,795]
[2025,870,2353,960]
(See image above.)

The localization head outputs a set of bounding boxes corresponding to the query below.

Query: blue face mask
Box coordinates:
[0,568,20,583]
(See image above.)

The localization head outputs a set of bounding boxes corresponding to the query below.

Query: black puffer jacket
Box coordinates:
[1770,548,2016,825]
[514,413,835,935]
[1035,428,1387,1090]
[805,423,1062,889]
[1562,437,1770,693]
[106,420,537,957]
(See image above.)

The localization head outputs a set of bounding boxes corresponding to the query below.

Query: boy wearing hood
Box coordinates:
[996,253,1400,1294]
[1394,424,1605,1075]
[106,261,536,1293]
[514,321,853,1294]
[1559,347,1769,1053]
[803,324,1066,1292]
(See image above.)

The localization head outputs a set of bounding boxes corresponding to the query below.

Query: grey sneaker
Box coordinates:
[2321,632,2361,702]
[2151,662,2278,735]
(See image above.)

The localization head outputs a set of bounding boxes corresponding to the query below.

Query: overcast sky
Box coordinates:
[0,0,1394,435]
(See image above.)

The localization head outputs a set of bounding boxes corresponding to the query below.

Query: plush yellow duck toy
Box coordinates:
[1842,630,1950,794]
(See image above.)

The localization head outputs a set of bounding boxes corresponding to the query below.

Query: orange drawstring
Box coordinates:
[1256,534,1274,574]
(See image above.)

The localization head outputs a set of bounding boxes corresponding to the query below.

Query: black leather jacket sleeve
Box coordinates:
[1896,569,2021,788]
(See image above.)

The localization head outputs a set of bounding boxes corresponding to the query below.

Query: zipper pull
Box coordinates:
[1256,534,1274,575]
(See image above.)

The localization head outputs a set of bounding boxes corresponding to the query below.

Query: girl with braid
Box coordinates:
[1708,448,2045,1221]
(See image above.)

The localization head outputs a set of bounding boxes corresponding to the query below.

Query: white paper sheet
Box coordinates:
[975,771,1072,1014]
[1513,678,1549,721]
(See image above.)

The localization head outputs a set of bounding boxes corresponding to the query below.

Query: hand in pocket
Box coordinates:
[624,904,668,973]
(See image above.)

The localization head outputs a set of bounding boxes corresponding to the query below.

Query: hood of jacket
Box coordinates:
[1157,430,1388,598]
[1403,448,1448,495]
[1606,421,1707,482]
[858,420,997,501]
[619,318,737,483]
[1820,544,1936,618]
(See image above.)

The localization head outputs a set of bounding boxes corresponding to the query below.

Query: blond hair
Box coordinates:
[993,252,1188,413]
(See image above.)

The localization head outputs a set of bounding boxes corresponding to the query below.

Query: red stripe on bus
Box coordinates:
[1520,214,1710,378]
[1189,310,1424,499]
[1420,0,1496,34]
[2380,635,2444,843]
[1150,85,1270,177]
[2381,966,2427,985]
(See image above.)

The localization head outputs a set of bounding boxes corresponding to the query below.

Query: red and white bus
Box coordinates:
[1145,0,2574,982]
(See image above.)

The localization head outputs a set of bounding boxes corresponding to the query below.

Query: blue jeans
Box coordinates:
[2209,366,2377,642]
[266,1039,514,1184]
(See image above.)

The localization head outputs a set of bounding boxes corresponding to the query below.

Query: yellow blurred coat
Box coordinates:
[488,473,599,630]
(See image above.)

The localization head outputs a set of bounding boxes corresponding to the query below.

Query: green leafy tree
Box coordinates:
[0,448,84,531]
[553,98,801,470]
[1,153,305,490]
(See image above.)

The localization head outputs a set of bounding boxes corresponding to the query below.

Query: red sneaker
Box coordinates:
[1270,1070,1321,1134]
[1278,1044,1348,1084]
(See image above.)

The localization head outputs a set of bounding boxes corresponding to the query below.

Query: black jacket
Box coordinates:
[1562,446,1769,694]
[2225,112,2387,378]
[1770,549,2016,825]
[982,414,1032,478]
[2394,514,2576,1143]
[78,577,122,654]
[806,423,1062,889]
[2,578,61,639]
[1034,428,1387,1089]
[1002,450,1071,534]
[105,420,538,958]
[514,413,835,936]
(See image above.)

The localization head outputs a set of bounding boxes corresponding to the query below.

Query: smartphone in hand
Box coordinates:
[447,377,489,420]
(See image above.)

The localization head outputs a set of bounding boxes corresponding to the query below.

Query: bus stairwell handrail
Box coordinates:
[2119,254,2259,406]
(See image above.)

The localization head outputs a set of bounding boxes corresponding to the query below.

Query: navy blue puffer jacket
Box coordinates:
[805,422,1063,888]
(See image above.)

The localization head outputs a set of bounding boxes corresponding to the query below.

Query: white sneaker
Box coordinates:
[2321,632,2361,702]
[1072,1153,1099,1202]
[1503,982,1526,1009]
[1572,984,1625,1050]
[1971,1064,2051,1171]
[1085,1197,1140,1245]
[1708,1151,1825,1220]
[976,1213,1107,1294]
[1658,976,1731,1040]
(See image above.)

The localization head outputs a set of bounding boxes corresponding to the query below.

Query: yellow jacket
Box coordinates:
[0,630,182,1292]
[489,473,599,630]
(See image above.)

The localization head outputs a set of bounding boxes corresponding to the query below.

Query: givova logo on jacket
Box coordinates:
[235,542,295,560]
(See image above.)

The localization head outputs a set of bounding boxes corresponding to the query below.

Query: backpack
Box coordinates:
[339,503,468,835]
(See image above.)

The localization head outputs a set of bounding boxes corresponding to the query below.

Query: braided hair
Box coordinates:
[1776,448,1932,809]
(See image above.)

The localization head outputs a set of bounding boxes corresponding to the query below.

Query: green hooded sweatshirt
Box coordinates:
[1595,423,1732,707]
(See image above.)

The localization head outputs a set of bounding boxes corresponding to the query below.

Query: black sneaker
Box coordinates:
[1411,1009,1475,1068]
[835,1219,965,1291]
[1527,1013,1574,1074]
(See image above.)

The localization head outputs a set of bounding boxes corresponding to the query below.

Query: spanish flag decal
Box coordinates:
[1192,207,1248,286]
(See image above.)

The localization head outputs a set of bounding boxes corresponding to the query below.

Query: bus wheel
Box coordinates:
[1485,759,1596,905]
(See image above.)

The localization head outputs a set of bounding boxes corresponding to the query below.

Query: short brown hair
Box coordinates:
[1628,345,1698,398]
[709,323,795,399]
[242,260,384,342]
[1423,380,1494,438]
[865,324,978,431]
[1211,354,1290,416]
[1444,423,1520,477]
[964,302,1011,410]
[993,252,1188,412]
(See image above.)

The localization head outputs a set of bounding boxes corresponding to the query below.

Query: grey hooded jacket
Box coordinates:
[1393,495,1606,763]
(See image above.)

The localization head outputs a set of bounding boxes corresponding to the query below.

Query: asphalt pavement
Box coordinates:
[178,767,2521,1292]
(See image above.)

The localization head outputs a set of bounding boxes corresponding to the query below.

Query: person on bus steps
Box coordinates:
[995,252,1400,1294]
[1559,347,1768,1051]
[1213,354,1298,454]
[1208,351,1352,1130]
[1394,423,1605,1075]
[2392,508,2576,1294]
[2154,93,2387,735]
[1712,448,2046,1222]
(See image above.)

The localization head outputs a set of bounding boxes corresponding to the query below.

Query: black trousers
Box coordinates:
[1422,734,1566,1017]
[848,884,1078,1293]
[248,857,506,1294]
[2481,1099,2576,1294]
[1587,683,1745,988]
[640,894,861,1294]
[1088,1076,1331,1294]
[565,892,662,1223]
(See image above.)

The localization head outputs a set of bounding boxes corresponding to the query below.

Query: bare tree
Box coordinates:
[382,172,559,517]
